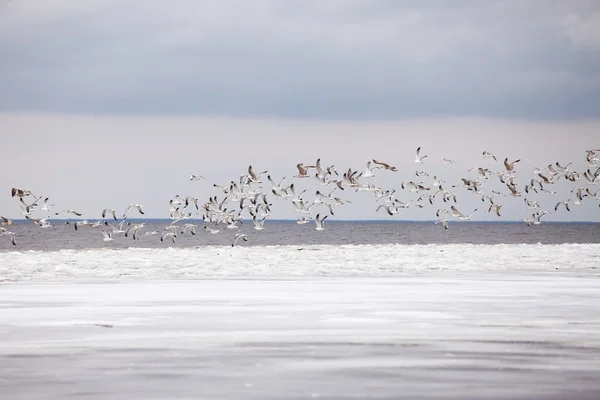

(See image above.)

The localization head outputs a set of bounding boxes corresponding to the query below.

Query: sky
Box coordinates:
[1,1,599,222]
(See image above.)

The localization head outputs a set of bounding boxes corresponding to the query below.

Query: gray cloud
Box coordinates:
[0,0,599,119]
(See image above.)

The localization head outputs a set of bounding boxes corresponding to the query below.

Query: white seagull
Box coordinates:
[414,147,428,163]
[315,213,328,231]
[231,233,248,247]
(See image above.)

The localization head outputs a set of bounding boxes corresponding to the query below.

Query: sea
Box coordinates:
[1,220,600,399]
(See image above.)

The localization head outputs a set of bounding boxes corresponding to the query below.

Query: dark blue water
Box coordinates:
[2,219,599,251]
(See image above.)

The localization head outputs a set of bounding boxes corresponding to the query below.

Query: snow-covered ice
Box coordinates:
[2,276,600,399]
[1,243,600,282]
[1,244,600,398]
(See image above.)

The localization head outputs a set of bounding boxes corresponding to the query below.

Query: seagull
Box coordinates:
[247,165,267,183]
[267,175,287,191]
[1,231,16,247]
[39,197,54,212]
[555,200,572,212]
[414,147,428,163]
[252,215,266,231]
[435,218,449,230]
[503,158,521,172]
[361,161,380,178]
[1,216,14,226]
[488,204,502,217]
[102,209,118,221]
[101,230,114,242]
[524,198,540,209]
[483,151,497,161]
[522,218,534,226]
[11,187,34,198]
[181,223,197,236]
[506,182,521,197]
[450,206,478,220]
[295,163,313,178]
[190,174,206,181]
[25,215,52,228]
[55,209,83,217]
[441,158,456,165]
[123,204,144,218]
[296,216,312,224]
[203,225,220,234]
[372,159,398,171]
[231,233,248,247]
[315,213,328,231]
[160,231,177,243]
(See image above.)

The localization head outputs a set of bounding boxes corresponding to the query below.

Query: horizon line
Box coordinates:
[6,218,600,224]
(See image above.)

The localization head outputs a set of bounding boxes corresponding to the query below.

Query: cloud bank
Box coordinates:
[0,0,599,119]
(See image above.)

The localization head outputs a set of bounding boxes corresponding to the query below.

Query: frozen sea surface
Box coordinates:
[1,277,600,399]
[2,243,600,399]
[1,243,600,282]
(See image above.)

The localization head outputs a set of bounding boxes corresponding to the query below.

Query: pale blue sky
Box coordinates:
[1,1,599,221]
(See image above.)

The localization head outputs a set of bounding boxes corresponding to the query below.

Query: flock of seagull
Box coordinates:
[2,147,600,249]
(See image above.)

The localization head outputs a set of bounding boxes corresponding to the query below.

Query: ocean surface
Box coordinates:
[2,219,600,251]
[2,221,600,399]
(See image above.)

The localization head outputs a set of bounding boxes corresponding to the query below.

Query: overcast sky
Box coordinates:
[1,1,599,221]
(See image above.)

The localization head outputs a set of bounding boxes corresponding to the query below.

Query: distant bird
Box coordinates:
[555,200,571,212]
[372,159,398,171]
[414,147,428,163]
[55,209,83,217]
[190,174,206,181]
[435,218,449,230]
[1,231,16,246]
[123,204,144,218]
[315,213,328,231]
[40,197,54,212]
[296,216,312,224]
[25,215,52,228]
[483,151,497,161]
[102,209,118,221]
[231,233,248,247]
[488,204,502,217]
[11,187,34,198]
[181,224,197,236]
[203,225,220,234]
[503,158,521,172]
[441,158,456,165]
[252,216,266,231]
[101,230,114,242]
[160,231,177,243]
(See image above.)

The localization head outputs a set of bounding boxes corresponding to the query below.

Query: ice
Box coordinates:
[1,243,600,282]
[1,277,600,399]
[1,245,600,398]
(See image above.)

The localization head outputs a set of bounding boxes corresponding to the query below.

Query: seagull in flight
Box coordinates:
[372,159,398,171]
[503,158,521,172]
[123,204,145,218]
[315,213,328,231]
[231,233,248,247]
[190,174,206,181]
[102,209,118,221]
[101,230,114,242]
[483,151,497,161]
[414,147,428,163]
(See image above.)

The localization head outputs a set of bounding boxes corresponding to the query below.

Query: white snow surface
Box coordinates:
[1,243,600,282]
[1,277,600,399]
